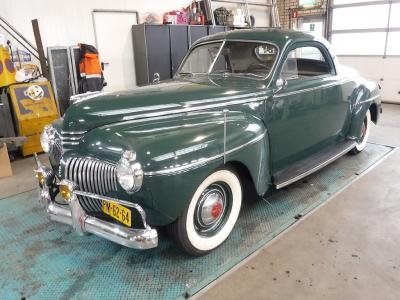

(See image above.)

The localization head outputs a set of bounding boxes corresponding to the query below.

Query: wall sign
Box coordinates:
[12,50,32,63]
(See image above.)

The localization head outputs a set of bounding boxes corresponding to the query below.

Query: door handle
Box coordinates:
[101,62,109,71]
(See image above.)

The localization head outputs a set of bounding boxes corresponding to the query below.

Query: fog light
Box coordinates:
[58,180,76,202]
[34,167,55,188]
[36,172,46,186]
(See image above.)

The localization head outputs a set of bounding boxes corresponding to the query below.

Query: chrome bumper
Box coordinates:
[35,158,158,250]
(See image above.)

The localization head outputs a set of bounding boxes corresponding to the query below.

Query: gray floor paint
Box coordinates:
[197,105,400,299]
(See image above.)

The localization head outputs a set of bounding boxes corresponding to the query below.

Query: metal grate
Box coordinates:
[65,157,118,213]
[0,143,393,299]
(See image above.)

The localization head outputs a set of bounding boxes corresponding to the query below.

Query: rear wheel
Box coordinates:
[350,110,371,155]
[170,168,242,256]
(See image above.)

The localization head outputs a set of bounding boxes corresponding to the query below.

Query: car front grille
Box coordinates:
[65,157,118,213]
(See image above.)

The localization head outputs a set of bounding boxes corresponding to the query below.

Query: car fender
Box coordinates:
[346,79,381,141]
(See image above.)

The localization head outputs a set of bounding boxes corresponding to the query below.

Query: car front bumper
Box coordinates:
[35,156,158,250]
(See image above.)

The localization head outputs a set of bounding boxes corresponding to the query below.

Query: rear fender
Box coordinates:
[347,81,380,141]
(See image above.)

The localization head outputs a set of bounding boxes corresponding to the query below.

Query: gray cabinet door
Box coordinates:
[170,25,189,76]
[208,26,226,35]
[190,26,208,45]
[146,25,171,82]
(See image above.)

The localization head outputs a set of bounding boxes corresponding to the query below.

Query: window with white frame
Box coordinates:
[329,0,400,56]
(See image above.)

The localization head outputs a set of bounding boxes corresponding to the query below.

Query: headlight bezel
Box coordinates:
[116,150,144,194]
[40,125,55,153]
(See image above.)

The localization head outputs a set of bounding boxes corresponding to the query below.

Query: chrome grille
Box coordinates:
[60,131,86,146]
[65,157,118,213]
[50,137,63,163]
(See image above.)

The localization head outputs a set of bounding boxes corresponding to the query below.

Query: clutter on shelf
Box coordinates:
[160,0,253,27]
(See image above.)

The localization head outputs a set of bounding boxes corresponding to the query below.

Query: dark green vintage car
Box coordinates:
[35,29,381,255]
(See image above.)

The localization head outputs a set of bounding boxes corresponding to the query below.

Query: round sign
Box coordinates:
[24,85,45,101]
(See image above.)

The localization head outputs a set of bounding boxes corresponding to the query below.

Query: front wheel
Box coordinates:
[170,168,242,256]
[350,110,371,155]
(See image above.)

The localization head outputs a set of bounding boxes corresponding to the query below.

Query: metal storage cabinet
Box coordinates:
[132,24,172,86]
[169,25,189,77]
[208,25,227,35]
[189,25,208,45]
[132,25,228,86]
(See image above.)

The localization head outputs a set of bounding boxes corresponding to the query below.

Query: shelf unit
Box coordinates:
[207,0,280,27]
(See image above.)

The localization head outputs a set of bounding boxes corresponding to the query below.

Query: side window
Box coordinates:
[281,46,332,80]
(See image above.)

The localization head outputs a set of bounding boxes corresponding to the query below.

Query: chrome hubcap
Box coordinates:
[194,183,231,236]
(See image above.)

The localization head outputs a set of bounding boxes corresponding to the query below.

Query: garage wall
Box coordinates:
[1,0,189,50]
[277,0,400,104]
[1,0,272,51]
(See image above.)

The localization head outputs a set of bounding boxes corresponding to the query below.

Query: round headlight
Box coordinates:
[116,151,144,193]
[40,125,54,153]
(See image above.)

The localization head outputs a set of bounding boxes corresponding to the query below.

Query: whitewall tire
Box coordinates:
[170,168,242,256]
[350,110,371,154]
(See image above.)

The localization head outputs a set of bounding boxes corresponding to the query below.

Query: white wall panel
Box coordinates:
[339,56,400,103]
[2,0,271,50]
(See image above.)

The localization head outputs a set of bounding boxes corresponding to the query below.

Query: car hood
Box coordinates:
[61,76,271,133]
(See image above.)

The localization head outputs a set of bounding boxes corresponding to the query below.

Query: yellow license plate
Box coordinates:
[102,200,131,227]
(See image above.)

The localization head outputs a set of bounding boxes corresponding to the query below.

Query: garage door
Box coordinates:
[328,0,400,103]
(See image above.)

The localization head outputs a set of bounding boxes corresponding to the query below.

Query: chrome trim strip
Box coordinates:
[274,80,351,98]
[61,130,87,135]
[61,136,82,141]
[144,131,267,176]
[275,141,357,189]
[61,141,80,146]
[359,94,380,104]
[89,92,270,119]
[183,90,269,106]
[122,96,269,122]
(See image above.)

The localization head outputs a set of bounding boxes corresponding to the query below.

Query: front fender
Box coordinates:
[78,108,268,225]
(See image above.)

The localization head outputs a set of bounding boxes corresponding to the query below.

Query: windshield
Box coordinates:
[178,41,278,78]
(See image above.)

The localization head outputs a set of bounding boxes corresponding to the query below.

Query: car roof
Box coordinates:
[193,28,322,50]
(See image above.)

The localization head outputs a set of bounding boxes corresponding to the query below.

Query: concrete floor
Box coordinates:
[0,104,399,299]
[0,153,48,199]
[198,105,400,300]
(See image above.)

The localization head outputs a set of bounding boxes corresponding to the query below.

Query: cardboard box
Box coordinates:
[0,145,13,178]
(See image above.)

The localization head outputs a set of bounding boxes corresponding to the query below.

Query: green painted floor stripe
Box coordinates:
[0,143,394,299]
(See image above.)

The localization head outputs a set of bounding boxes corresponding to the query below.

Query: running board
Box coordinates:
[274,140,357,189]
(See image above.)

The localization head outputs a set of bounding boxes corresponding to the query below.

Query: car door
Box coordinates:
[267,42,350,175]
